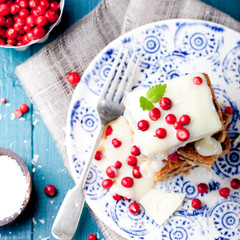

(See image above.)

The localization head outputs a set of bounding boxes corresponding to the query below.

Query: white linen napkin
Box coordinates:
[15,0,240,239]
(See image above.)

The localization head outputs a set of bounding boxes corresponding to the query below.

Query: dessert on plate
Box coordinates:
[93,72,231,226]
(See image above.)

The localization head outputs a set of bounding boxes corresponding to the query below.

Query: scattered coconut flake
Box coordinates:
[5,103,11,107]
[19,117,25,121]
[96,232,100,238]
[24,140,28,144]
[57,168,66,173]
[0,114,2,120]
[32,218,37,225]
[39,219,45,224]
[32,119,39,126]
[50,200,54,204]
[32,168,36,173]
[42,177,44,180]
[39,236,42,238]
[32,154,39,165]
[9,142,13,148]
[38,165,42,168]
[11,113,15,120]
[46,148,49,151]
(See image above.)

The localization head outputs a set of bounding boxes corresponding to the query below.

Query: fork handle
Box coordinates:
[52,124,105,240]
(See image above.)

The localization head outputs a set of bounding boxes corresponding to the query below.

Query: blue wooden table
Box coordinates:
[0,0,239,239]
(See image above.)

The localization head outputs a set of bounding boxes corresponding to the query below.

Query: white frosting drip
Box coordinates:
[194,136,222,156]
[124,73,223,160]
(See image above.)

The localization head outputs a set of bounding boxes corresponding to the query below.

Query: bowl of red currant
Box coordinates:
[0,0,64,50]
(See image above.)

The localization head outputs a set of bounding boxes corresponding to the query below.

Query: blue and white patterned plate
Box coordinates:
[66,19,240,240]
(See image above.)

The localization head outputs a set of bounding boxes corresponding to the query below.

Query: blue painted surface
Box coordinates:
[0,0,239,240]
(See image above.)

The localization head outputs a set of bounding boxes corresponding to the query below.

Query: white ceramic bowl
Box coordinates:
[0,0,65,51]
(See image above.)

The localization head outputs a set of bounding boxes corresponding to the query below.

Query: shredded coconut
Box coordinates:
[0,155,29,220]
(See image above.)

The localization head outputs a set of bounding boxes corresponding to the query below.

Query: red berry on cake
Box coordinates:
[102,179,113,189]
[105,125,113,136]
[179,114,191,125]
[159,97,172,110]
[168,152,179,161]
[165,114,176,124]
[191,198,201,209]
[106,165,118,178]
[121,177,134,188]
[88,234,97,240]
[149,108,161,121]
[67,72,80,85]
[115,161,122,169]
[197,183,208,194]
[130,145,141,156]
[137,120,149,131]
[176,128,190,141]
[19,103,29,113]
[129,202,140,214]
[193,76,202,85]
[132,166,142,178]
[94,150,102,160]
[155,128,167,139]
[219,187,230,198]
[112,138,121,148]
[126,155,137,166]
[173,121,182,130]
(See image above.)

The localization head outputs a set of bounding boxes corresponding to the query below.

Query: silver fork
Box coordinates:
[52,49,140,240]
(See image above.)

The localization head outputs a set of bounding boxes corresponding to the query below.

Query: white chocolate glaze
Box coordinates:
[194,136,222,156]
[124,73,223,160]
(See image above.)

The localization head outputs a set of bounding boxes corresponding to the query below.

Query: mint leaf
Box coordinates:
[146,84,167,103]
[140,96,155,111]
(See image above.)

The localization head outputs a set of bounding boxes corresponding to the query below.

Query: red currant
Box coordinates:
[39,0,49,9]
[193,76,202,85]
[105,125,112,136]
[94,150,102,161]
[18,8,29,18]
[0,15,5,26]
[112,138,121,148]
[155,128,167,139]
[197,183,208,194]
[230,178,240,189]
[159,97,172,110]
[28,0,38,9]
[121,177,134,188]
[23,24,31,32]
[45,9,58,23]
[179,114,191,125]
[149,107,161,121]
[106,165,118,178]
[1,97,6,103]
[19,103,28,113]
[6,28,17,39]
[137,120,149,131]
[13,22,22,31]
[50,1,60,12]
[176,128,190,141]
[26,31,34,41]
[0,3,9,15]
[44,184,57,197]
[18,0,27,8]
[129,202,140,214]
[67,72,80,85]
[219,187,230,198]
[225,106,234,115]
[130,145,140,156]
[0,37,4,45]
[165,114,176,124]
[9,3,19,15]
[36,15,47,26]
[168,152,179,161]
[112,193,122,201]
[15,16,25,26]
[88,234,97,240]
[25,15,36,27]
[14,109,22,118]
[126,155,137,166]
[33,5,46,17]
[6,38,16,45]
[32,26,45,39]
[102,179,113,189]
[132,166,142,178]
[191,198,201,209]
[173,121,182,130]
[22,34,30,44]
[4,16,13,28]
[115,161,122,169]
